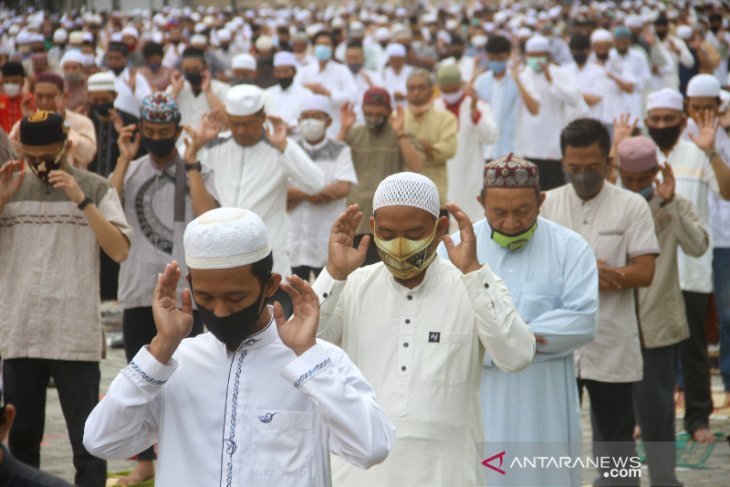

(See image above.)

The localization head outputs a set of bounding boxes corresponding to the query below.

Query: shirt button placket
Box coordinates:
[396,292,416,416]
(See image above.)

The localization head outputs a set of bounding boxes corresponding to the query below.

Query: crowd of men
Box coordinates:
[0,1,729,486]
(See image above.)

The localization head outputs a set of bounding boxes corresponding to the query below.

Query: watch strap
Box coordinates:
[77,195,93,211]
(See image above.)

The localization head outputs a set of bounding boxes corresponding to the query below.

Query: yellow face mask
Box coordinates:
[374,220,439,280]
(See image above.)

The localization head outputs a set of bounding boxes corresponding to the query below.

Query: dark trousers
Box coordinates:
[354,234,380,266]
[99,250,119,301]
[292,265,323,282]
[634,345,683,486]
[526,158,565,191]
[680,291,713,434]
[3,358,107,487]
[578,379,640,487]
[123,307,204,461]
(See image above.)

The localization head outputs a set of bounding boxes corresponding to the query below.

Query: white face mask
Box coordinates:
[299,118,327,142]
[441,89,464,105]
[3,83,20,98]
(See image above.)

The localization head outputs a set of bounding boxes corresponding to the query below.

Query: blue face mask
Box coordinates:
[314,44,333,62]
[637,184,655,200]
[488,60,507,73]
[526,56,547,72]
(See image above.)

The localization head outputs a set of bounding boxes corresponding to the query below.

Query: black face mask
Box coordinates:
[194,279,269,352]
[110,66,125,76]
[596,52,609,61]
[566,171,605,199]
[573,53,588,65]
[277,76,294,89]
[141,136,177,158]
[648,124,682,151]
[93,102,114,117]
[184,71,202,86]
[347,63,363,75]
[656,30,668,41]
[452,51,464,60]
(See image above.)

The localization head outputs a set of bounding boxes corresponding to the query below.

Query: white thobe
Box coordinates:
[589,53,638,124]
[288,138,358,269]
[84,318,395,486]
[264,83,315,133]
[313,259,536,487]
[168,79,230,137]
[562,61,605,122]
[650,36,694,91]
[199,136,326,276]
[658,138,720,293]
[517,64,583,160]
[113,67,152,118]
[381,65,413,107]
[437,217,599,487]
[295,61,358,138]
[611,47,651,122]
[433,95,497,222]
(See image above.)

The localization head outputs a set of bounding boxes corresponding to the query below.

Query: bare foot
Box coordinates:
[691,428,715,444]
[633,425,642,440]
[117,460,155,486]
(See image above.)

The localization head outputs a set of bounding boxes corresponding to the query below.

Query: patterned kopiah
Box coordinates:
[141,92,180,124]
[483,153,540,190]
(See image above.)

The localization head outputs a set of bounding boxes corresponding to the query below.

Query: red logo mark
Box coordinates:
[482,451,507,475]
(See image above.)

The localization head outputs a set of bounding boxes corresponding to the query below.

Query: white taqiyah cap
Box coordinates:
[686,74,721,98]
[374,27,391,41]
[300,93,330,115]
[53,28,68,43]
[69,31,85,44]
[60,49,85,67]
[720,89,730,112]
[121,26,139,39]
[387,43,406,57]
[225,84,265,116]
[184,208,272,270]
[676,25,693,40]
[87,71,116,93]
[255,35,274,51]
[217,29,232,42]
[190,34,207,46]
[525,34,550,53]
[373,172,440,218]
[646,88,684,112]
[273,51,297,67]
[232,53,256,70]
[591,28,613,43]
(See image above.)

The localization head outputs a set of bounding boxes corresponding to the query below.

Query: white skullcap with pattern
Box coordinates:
[184,208,272,270]
[373,172,440,218]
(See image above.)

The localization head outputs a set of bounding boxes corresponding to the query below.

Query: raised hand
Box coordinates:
[48,169,85,204]
[126,67,137,93]
[390,105,405,134]
[169,71,185,98]
[201,70,212,93]
[265,115,288,152]
[655,162,675,203]
[340,102,357,132]
[442,203,481,274]
[109,108,124,133]
[117,124,141,162]
[0,160,25,204]
[326,204,370,280]
[688,109,719,153]
[150,261,193,363]
[612,113,639,150]
[273,274,319,356]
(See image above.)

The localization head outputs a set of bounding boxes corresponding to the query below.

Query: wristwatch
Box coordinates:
[77,195,93,211]
[185,161,202,173]
[705,149,718,159]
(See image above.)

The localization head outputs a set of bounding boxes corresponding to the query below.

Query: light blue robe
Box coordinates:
[437,217,599,486]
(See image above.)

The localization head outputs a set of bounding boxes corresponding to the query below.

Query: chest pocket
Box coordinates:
[252,410,314,477]
[520,283,562,323]
[421,332,473,386]
[596,228,627,268]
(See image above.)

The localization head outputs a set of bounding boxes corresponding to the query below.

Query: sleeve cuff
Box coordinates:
[122,345,178,389]
[461,264,503,308]
[312,267,345,305]
[280,343,334,389]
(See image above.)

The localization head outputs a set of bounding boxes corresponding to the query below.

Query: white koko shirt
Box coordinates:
[84,315,395,486]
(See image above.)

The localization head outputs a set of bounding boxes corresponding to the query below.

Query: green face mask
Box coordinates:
[490,221,538,251]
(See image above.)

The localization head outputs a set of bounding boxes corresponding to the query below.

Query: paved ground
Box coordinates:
[34,322,730,486]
